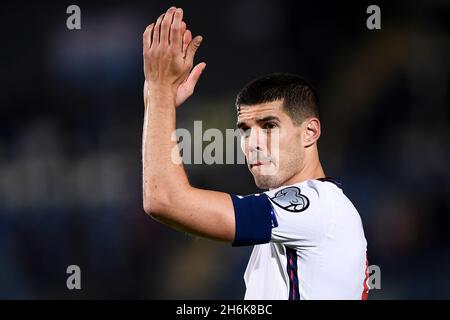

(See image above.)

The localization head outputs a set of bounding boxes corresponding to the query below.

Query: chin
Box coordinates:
[253,175,282,190]
[249,164,283,189]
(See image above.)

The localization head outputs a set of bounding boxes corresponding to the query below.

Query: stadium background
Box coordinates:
[0,0,449,299]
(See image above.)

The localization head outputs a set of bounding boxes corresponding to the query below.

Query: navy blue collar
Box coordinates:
[317,177,343,189]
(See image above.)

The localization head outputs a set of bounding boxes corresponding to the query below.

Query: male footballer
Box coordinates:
[142,7,369,299]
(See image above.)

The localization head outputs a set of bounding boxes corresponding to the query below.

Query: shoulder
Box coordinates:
[264,178,341,212]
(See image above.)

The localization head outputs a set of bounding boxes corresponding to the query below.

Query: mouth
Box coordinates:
[250,161,269,169]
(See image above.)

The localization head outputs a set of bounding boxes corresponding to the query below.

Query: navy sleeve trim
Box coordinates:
[230,193,274,247]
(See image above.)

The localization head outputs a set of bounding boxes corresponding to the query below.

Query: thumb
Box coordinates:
[185,62,206,90]
[185,35,203,65]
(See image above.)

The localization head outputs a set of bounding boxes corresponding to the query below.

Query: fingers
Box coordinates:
[185,35,203,66]
[152,13,164,45]
[181,21,186,36]
[182,29,192,57]
[143,23,154,54]
[180,21,187,53]
[170,8,184,50]
[148,7,202,66]
[160,7,177,46]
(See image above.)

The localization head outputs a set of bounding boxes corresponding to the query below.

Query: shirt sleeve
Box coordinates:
[230,182,331,248]
[265,183,331,248]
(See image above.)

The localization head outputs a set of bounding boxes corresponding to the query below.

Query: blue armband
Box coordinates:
[230,193,275,247]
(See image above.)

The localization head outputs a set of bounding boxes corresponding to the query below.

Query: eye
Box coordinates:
[263,122,278,131]
[239,127,251,138]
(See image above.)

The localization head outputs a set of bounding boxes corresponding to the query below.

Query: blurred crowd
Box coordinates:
[0,1,449,298]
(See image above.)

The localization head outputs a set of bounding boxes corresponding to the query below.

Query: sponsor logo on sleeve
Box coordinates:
[269,187,310,213]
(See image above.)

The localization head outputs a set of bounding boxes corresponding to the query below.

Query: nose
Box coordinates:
[248,127,261,150]
[247,127,266,153]
[249,145,262,153]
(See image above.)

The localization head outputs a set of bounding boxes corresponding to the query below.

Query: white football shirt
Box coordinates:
[230,178,369,300]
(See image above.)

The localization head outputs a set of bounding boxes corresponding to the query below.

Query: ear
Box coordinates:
[304,118,321,147]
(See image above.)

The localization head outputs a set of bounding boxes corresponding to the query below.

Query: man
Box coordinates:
[142,7,369,299]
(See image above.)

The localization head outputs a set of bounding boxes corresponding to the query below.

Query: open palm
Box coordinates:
[143,21,206,108]
[144,61,205,108]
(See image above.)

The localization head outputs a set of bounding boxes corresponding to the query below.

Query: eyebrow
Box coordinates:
[236,116,281,129]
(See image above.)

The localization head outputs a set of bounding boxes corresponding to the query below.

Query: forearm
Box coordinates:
[142,87,190,213]
[140,7,235,242]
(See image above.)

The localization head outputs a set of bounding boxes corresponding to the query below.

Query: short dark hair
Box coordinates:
[235,73,320,125]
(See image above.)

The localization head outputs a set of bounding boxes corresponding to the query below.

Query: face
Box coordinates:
[237,100,309,190]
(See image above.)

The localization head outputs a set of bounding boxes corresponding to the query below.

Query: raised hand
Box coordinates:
[143,7,206,107]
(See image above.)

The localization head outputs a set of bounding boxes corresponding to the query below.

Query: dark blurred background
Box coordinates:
[0,0,449,299]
